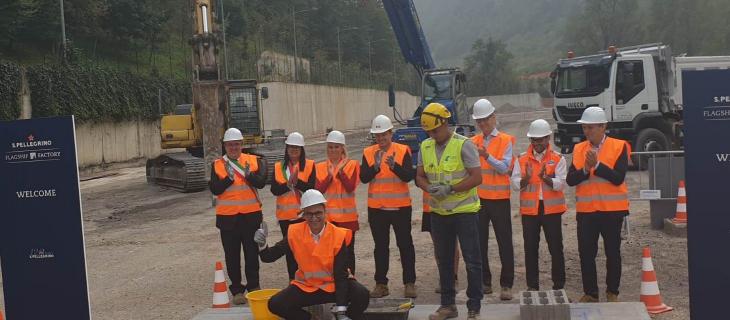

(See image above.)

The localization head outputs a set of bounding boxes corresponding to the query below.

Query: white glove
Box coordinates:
[386,155,396,169]
[335,311,352,320]
[243,163,251,178]
[429,184,452,198]
[254,221,268,249]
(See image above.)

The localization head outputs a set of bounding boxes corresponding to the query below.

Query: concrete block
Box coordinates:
[519,290,569,320]
[663,218,687,237]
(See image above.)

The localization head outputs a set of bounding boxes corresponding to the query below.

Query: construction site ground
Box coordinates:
[0,115,689,320]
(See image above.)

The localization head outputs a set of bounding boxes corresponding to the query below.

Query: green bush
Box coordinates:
[0,61,22,121]
[26,64,190,123]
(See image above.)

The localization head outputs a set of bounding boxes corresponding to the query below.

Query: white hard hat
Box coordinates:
[472,98,496,120]
[370,115,394,134]
[300,189,327,210]
[527,119,553,138]
[326,130,346,145]
[223,128,243,142]
[577,106,608,124]
[285,132,305,146]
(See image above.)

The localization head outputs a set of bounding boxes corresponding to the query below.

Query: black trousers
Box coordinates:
[268,280,370,320]
[478,199,514,288]
[577,213,624,298]
[367,207,416,284]
[279,218,305,280]
[218,212,263,295]
[522,202,565,290]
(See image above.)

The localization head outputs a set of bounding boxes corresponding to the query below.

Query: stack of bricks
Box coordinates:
[519,289,570,320]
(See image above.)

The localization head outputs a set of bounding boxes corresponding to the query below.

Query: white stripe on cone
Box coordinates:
[213,291,230,305]
[678,188,685,196]
[676,203,686,212]
[215,270,225,283]
[641,281,661,295]
[642,257,654,271]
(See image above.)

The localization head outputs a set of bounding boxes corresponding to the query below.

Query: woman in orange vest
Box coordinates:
[511,119,567,292]
[209,128,267,305]
[270,132,317,280]
[470,98,515,300]
[566,107,630,303]
[315,130,360,272]
[256,190,369,320]
[360,115,417,299]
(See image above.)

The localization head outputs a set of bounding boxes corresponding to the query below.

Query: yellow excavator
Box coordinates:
[146,0,282,192]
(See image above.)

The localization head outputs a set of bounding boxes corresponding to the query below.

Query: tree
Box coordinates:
[563,0,641,54]
[463,37,517,95]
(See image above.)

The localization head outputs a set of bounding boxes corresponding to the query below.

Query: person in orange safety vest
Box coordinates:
[209,128,267,305]
[270,132,317,280]
[510,119,567,292]
[566,107,630,303]
[315,130,360,272]
[256,190,369,320]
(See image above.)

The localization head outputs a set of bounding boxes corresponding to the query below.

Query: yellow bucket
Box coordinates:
[245,289,281,320]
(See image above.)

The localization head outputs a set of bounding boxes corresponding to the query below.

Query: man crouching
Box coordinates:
[255,189,370,320]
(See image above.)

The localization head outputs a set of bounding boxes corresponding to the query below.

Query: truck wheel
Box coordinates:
[633,128,669,170]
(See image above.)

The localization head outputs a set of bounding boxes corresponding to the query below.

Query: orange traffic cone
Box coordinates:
[1,309,4,320]
[672,180,687,223]
[640,247,673,314]
[212,261,231,308]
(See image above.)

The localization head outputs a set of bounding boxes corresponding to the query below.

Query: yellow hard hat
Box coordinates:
[421,103,451,131]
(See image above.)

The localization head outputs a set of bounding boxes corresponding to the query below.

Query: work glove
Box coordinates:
[374,150,384,170]
[254,222,268,249]
[335,311,352,320]
[386,154,396,170]
[428,184,452,198]
[226,162,236,181]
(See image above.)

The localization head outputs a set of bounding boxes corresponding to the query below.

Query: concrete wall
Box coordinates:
[75,121,161,168]
[467,93,543,112]
[260,82,419,137]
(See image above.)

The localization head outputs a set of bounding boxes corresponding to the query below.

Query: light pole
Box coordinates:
[367,38,387,83]
[337,26,359,83]
[292,7,316,82]
[59,0,66,60]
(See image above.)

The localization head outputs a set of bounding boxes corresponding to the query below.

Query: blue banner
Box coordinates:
[1,116,91,319]
[682,69,730,319]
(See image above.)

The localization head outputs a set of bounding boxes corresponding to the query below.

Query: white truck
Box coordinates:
[550,43,730,165]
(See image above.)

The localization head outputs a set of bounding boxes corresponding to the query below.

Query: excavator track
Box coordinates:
[146,152,207,192]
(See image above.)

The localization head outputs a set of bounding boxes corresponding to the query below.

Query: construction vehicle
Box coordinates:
[550,43,730,166]
[382,0,474,157]
[146,0,282,192]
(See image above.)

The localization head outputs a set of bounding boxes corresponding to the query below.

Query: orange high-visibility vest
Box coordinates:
[316,159,360,223]
[471,132,513,199]
[274,159,315,220]
[288,222,353,293]
[363,143,412,208]
[517,147,567,215]
[572,137,629,213]
[214,154,261,215]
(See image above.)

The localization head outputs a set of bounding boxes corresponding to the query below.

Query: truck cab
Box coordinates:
[391,68,472,157]
[552,44,681,162]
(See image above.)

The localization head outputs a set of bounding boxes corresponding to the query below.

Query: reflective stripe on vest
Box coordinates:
[214,155,262,215]
[289,223,352,293]
[572,137,630,213]
[471,132,513,200]
[421,134,481,215]
[363,143,412,208]
[518,147,567,215]
[274,159,316,220]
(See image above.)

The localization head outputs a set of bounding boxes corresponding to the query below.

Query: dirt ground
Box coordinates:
[0,115,689,319]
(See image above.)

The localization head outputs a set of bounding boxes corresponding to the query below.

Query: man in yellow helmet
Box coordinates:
[415,103,484,320]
